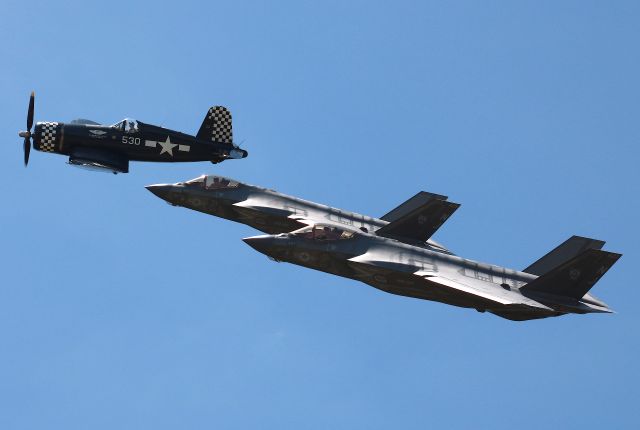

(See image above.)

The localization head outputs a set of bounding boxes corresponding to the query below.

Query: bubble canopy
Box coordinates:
[185,175,240,189]
[111,118,139,133]
[291,224,357,241]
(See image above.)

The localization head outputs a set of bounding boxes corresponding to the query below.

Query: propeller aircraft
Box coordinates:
[18,92,248,173]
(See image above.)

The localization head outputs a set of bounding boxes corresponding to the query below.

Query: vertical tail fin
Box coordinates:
[521,248,621,300]
[523,236,605,276]
[376,192,459,244]
[196,106,233,144]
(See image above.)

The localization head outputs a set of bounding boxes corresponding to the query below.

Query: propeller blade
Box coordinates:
[23,137,30,166]
[27,91,35,131]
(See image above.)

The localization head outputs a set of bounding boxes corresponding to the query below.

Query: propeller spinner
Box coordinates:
[18,92,35,166]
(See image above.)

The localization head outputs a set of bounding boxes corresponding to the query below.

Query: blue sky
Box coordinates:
[2,1,639,428]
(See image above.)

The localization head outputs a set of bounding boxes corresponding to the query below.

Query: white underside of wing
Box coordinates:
[417,273,552,309]
[286,214,314,226]
[416,272,516,305]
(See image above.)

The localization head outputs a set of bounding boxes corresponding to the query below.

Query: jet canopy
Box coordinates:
[185,175,240,190]
[292,224,357,241]
[111,118,139,133]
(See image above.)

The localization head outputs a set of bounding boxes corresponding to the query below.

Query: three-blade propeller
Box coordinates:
[18,92,35,166]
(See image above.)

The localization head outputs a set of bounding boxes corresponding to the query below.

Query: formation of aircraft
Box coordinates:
[146,175,621,321]
[20,93,620,320]
[18,92,247,173]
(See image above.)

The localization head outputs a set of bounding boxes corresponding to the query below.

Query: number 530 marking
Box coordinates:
[122,136,141,145]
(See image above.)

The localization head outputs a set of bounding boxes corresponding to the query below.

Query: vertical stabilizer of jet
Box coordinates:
[520,248,621,301]
[376,193,459,244]
[523,236,606,276]
[381,191,449,222]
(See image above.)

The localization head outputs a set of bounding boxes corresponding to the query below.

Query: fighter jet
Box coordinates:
[18,92,247,173]
[146,175,621,321]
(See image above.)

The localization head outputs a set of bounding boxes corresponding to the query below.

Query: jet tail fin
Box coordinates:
[524,236,606,276]
[381,191,449,222]
[520,248,621,300]
[376,192,459,244]
[196,106,233,144]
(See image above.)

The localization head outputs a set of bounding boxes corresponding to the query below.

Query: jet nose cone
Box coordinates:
[145,184,182,205]
[145,184,172,199]
[242,235,278,254]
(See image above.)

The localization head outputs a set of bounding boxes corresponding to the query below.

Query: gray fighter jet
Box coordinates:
[147,175,621,321]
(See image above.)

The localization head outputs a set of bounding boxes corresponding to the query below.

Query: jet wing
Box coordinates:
[416,273,515,306]
[286,214,316,226]
[376,192,459,244]
[348,253,512,304]
[232,199,294,218]
[231,200,308,233]
[348,253,422,273]
[233,199,322,227]
[347,254,549,310]
[418,273,553,310]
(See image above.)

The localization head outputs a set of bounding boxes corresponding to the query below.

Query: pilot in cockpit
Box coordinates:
[124,119,139,133]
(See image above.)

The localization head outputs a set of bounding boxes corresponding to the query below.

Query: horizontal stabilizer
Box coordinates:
[376,193,459,244]
[524,236,606,276]
[521,249,621,300]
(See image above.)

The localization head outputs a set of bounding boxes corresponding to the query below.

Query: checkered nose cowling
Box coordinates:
[34,121,61,153]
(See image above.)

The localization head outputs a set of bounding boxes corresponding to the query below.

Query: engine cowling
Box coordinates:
[33,121,63,153]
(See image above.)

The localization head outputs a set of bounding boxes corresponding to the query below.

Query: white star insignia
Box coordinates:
[158,136,177,156]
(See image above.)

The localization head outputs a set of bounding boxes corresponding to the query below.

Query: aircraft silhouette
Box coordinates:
[147,174,621,321]
[18,92,247,173]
